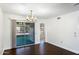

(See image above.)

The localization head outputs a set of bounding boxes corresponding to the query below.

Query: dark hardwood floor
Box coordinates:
[3,42,77,55]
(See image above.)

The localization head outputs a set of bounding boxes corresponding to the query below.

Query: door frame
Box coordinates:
[11,20,35,48]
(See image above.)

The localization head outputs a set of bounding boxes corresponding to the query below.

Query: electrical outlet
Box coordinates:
[60,41,63,43]
[74,32,77,37]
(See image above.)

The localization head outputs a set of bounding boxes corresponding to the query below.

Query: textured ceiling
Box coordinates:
[0,3,79,19]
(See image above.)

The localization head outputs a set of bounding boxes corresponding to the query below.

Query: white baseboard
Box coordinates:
[48,42,79,54]
[3,42,41,52]
[35,42,40,44]
[0,49,4,55]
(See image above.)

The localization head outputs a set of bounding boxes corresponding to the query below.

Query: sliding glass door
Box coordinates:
[16,22,35,47]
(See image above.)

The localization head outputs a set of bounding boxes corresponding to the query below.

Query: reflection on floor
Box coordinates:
[3,42,77,55]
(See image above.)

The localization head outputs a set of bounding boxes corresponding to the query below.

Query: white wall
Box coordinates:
[3,12,43,50]
[46,10,79,54]
[0,8,3,54]
[3,13,25,49]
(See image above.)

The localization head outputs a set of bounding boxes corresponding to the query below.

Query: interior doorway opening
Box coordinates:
[11,20,46,48]
[16,21,35,47]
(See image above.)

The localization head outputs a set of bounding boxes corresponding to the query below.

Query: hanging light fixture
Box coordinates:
[26,10,37,22]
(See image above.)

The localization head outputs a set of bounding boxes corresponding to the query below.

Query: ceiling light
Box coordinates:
[26,10,37,22]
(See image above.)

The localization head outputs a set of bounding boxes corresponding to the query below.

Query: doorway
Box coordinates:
[11,20,35,48]
[40,23,45,43]
[16,22,35,47]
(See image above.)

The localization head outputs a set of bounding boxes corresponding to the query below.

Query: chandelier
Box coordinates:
[26,10,37,22]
